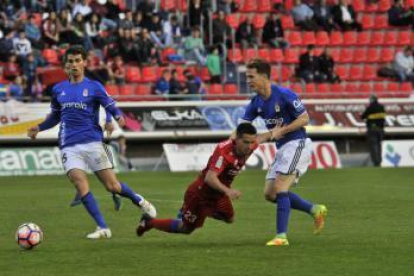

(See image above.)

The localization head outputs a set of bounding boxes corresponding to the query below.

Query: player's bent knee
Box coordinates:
[180,225,195,234]
[264,193,276,202]
[224,217,234,224]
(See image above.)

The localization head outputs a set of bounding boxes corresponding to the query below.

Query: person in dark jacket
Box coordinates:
[236,16,258,49]
[298,44,324,82]
[331,0,362,31]
[262,13,289,49]
[361,94,387,167]
[318,47,340,83]
[388,0,414,28]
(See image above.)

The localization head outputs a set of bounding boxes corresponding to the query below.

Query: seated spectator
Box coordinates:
[291,0,320,31]
[25,15,43,50]
[73,12,94,50]
[155,69,171,95]
[297,44,325,83]
[86,13,105,48]
[0,29,16,62]
[393,46,414,82]
[206,46,222,83]
[262,13,289,49]
[137,28,161,65]
[318,47,340,83]
[169,69,185,100]
[236,15,258,49]
[119,9,135,30]
[30,76,43,102]
[85,50,112,84]
[72,0,92,18]
[13,30,32,65]
[183,69,206,100]
[8,75,25,101]
[42,11,60,48]
[133,11,143,36]
[212,11,233,47]
[3,54,20,81]
[388,0,414,28]
[217,0,239,14]
[313,0,336,32]
[147,13,170,49]
[164,15,182,47]
[57,8,78,46]
[183,26,206,65]
[332,0,362,31]
[111,55,126,84]
[137,0,156,27]
[23,53,38,98]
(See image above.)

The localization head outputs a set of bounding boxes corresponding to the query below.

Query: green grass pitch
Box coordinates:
[0,168,413,276]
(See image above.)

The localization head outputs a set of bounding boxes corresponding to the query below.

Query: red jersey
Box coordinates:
[191,139,258,198]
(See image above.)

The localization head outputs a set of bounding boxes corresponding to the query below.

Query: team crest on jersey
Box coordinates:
[83,89,88,97]
[275,105,280,113]
[61,91,65,96]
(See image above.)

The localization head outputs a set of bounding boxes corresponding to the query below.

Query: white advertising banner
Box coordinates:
[163,141,341,172]
[382,140,414,167]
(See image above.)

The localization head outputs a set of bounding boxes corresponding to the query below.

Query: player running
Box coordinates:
[136,123,273,237]
[242,59,327,246]
[27,45,156,239]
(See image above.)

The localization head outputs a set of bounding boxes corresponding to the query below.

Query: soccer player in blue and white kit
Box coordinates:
[242,59,327,246]
[27,45,156,239]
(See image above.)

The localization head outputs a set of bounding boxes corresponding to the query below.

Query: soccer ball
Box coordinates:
[16,222,43,250]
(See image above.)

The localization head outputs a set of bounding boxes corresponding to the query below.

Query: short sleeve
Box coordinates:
[283,90,306,118]
[241,100,258,122]
[207,146,228,175]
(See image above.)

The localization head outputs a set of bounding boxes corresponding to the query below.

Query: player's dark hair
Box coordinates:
[63,45,88,64]
[236,123,257,138]
[246,59,271,79]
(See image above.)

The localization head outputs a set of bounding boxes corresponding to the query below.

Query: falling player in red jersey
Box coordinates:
[137,123,274,236]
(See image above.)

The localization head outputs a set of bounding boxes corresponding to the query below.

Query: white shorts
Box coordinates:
[60,142,114,173]
[266,138,312,180]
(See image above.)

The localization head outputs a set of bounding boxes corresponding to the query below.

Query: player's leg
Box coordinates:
[87,142,156,217]
[211,196,235,224]
[69,192,82,207]
[136,214,190,236]
[94,172,122,211]
[62,145,111,239]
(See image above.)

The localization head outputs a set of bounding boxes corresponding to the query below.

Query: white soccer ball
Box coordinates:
[15,222,43,250]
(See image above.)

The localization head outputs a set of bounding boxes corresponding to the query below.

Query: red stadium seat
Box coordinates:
[258,0,272,12]
[228,48,243,63]
[373,82,386,93]
[331,83,344,93]
[208,84,224,95]
[349,65,364,81]
[224,84,238,95]
[370,31,385,46]
[42,49,60,65]
[378,0,391,11]
[383,31,398,46]
[373,14,388,29]
[105,85,120,96]
[317,83,330,93]
[315,32,330,46]
[125,66,141,82]
[397,31,412,46]
[281,15,295,29]
[161,48,178,63]
[380,48,395,63]
[281,66,294,81]
[356,32,371,46]
[252,14,266,29]
[352,0,365,12]
[362,65,377,80]
[257,48,271,63]
[330,48,341,63]
[353,48,366,63]
[287,31,302,46]
[160,0,176,11]
[386,82,399,92]
[226,14,240,29]
[330,31,343,46]
[339,48,354,63]
[243,48,257,61]
[240,0,257,12]
[343,31,358,46]
[134,84,152,96]
[302,32,316,45]
[141,66,157,82]
[200,66,211,82]
[283,48,299,63]
[361,14,374,29]
[344,82,358,93]
[366,48,380,63]
[305,83,316,93]
[119,85,135,96]
[290,82,303,93]
[400,82,412,93]
[335,65,349,80]
[269,49,284,63]
[365,3,378,12]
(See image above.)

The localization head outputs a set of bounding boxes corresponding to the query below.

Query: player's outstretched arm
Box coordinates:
[27,111,61,140]
[205,170,242,200]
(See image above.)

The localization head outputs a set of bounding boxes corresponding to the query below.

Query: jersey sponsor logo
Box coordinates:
[83,89,88,97]
[275,105,280,113]
[262,118,284,126]
[293,100,304,110]
[215,156,224,169]
[257,108,262,113]
[61,102,87,110]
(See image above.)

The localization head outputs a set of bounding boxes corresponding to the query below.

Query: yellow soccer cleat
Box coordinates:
[266,234,289,246]
[312,204,328,234]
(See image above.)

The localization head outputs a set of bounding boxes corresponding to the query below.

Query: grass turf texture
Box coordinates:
[0,168,413,276]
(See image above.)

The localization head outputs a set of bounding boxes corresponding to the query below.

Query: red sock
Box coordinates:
[150,219,175,233]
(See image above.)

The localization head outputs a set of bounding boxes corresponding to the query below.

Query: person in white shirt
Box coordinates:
[393,46,414,82]
[72,0,92,17]
[13,30,32,64]
[332,0,362,31]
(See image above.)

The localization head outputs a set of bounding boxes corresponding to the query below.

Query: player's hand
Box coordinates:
[27,126,40,140]
[226,189,242,200]
[270,127,284,140]
[104,122,114,137]
[116,116,126,127]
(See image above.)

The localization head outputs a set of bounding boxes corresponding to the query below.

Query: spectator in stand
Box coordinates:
[111,55,126,84]
[163,15,181,47]
[155,69,171,96]
[388,0,414,28]
[13,30,32,65]
[148,13,170,49]
[183,69,206,100]
[189,0,206,28]
[30,76,43,102]
[25,14,43,50]
[73,12,94,50]
[133,11,143,36]
[85,50,112,84]
[55,0,68,12]
[58,8,78,45]
[313,0,336,32]
[137,28,161,65]
[72,0,93,17]
[217,0,239,14]
[137,0,156,27]
[236,15,258,49]
[393,46,414,82]
[169,69,185,100]
[8,75,25,101]
[0,29,15,62]
[42,11,60,48]
[3,54,20,81]
[291,0,320,31]
[212,11,232,47]
[99,0,120,30]
[262,13,289,49]
[183,26,206,65]
[331,0,362,31]
[297,44,325,83]
[206,46,222,83]
[119,28,136,61]
[120,9,135,30]
[318,47,340,83]
[23,53,38,98]
[86,13,105,48]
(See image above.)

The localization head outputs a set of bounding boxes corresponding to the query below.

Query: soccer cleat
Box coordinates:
[312,204,328,234]
[266,234,289,246]
[70,193,82,207]
[112,193,122,211]
[138,197,157,218]
[86,227,112,239]
[136,214,153,237]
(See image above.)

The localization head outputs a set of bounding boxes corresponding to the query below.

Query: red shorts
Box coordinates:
[180,182,234,229]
